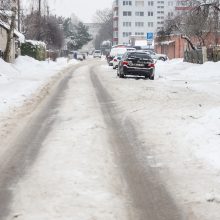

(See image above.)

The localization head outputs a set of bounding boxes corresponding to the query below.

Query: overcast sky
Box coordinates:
[28,0,114,23]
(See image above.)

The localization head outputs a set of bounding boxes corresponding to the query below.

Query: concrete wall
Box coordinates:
[0,26,7,51]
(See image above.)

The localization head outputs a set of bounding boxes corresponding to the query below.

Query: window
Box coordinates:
[113,31,118,38]
[148,22,154,27]
[168,1,174,6]
[148,11,153,16]
[113,20,118,28]
[135,11,144,16]
[148,1,154,6]
[157,6,164,8]
[135,1,144,6]
[123,11,132,16]
[123,22,132,27]
[168,12,174,17]
[135,22,144,27]
[177,1,188,6]
[157,1,164,3]
[123,32,132,37]
[135,32,144,36]
[123,1,132,5]
[157,11,164,14]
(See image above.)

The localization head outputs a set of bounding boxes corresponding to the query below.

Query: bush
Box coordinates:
[21,41,46,61]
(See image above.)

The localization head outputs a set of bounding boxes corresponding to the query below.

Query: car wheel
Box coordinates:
[113,66,116,69]
[159,57,165,61]
[119,71,124,78]
[149,75,154,80]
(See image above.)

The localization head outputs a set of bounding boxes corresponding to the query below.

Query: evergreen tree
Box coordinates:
[65,20,92,51]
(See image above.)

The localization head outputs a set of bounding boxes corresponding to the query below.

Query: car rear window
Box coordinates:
[128,52,152,59]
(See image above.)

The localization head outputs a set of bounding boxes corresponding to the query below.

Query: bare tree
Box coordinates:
[24,12,64,49]
[93,8,113,49]
[160,0,220,49]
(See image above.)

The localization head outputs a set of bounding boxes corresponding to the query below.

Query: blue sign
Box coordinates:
[147,32,154,40]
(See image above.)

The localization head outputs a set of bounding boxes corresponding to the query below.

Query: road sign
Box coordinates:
[146,32,154,40]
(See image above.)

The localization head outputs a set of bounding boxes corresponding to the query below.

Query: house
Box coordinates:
[155,33,220,60]
[0,19,25,62]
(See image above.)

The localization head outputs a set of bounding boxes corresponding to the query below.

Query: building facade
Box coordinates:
[112,0,185,46]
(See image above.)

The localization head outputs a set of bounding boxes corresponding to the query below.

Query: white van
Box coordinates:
[93,50,102,58]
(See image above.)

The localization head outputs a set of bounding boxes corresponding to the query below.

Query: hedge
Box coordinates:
[21,41,46,61]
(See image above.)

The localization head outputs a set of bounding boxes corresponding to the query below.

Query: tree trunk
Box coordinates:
[3,4,16,63]
[181,35,196,50]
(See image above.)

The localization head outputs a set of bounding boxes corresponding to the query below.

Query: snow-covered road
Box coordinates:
[0,61,133,220]
[0,57,220,219]
[98,60,220,220]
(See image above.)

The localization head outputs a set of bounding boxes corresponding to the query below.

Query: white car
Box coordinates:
[144,50,168,61]
[77,53,84,61]
[112,55,123,69]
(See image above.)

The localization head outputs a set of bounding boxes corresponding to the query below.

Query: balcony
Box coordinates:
[113,0,118,7]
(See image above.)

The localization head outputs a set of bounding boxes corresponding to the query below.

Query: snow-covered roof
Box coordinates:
[155,40,175,46]
[0,20,25,43]
[26,40,46,48]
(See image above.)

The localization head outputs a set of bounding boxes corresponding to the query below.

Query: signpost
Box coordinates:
[147,32,154,41]
[146,32,154,48]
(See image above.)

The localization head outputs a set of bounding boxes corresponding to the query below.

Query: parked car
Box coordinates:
[117,51,155,80]
[126,47,136,52]
[144,50,168,61]
[107,47,127,66]
[77,53,84,61]
[93,50,102,58]
[112,55,123,69]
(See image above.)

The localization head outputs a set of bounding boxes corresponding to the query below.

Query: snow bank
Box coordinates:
[155,59,220,170]
[156,59,220,81]
[0,56,78,113]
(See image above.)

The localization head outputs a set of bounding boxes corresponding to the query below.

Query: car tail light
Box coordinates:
[122,61,129,65]
[113,58,117,62]
[148,63,155,68]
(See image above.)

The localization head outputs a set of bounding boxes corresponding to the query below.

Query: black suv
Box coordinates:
[117,52,155,80]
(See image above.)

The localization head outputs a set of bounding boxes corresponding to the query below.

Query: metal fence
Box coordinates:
[207,47,220,62]
[184,49,204,64]
[184,47,220,64]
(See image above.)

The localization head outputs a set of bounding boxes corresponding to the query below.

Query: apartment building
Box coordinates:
[113,0,177,45]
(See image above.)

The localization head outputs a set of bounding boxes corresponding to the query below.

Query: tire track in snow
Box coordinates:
[90,64,184,220]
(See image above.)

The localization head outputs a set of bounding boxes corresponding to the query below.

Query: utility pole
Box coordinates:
[47,5,49,17]
[39,0,41,16]
[17,0,20,32]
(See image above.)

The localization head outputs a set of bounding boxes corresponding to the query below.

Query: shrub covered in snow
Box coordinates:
[21,40,46,61]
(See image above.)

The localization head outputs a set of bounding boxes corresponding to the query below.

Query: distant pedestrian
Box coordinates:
[74,52,77,59]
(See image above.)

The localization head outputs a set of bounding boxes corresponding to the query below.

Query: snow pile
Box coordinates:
[156,59,220,81]
[0,56,78,113]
